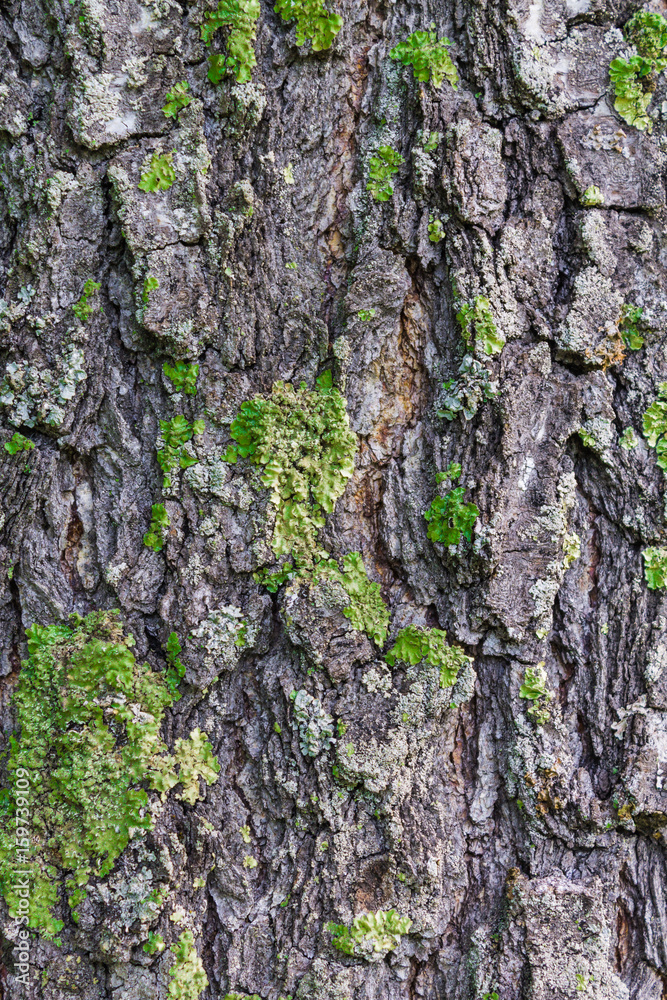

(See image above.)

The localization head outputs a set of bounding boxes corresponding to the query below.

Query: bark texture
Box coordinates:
[1,0,667,997]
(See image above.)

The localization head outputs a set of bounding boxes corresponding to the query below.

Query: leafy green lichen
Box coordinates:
[226,378,390,643]
[642,383,667,470]
[390,30,458,89]
[327,909,412,960]
[609,11,667,131]
[144,502,171,552]
[519,663,553,725]
[619,304,644,351]
[143,930,166,955]
[4,431,34,454]
[438,354,499,422]
[139,153,176,193]
[72,279,101,322]
[581,184,604,207]
[619,426,639,450]
[609,56,654,130]
[316,552,389,645]
[202,0,260,84]
[290,689,335,757]
[424,486,479,547]
[626,10,667,61]
[142,274,159,304]
[643,546,667,589]
[158,416,205,489]
[162,81,192,119]
[428,215,445,242]
[172,729,221,806]
[274,0,343,51]
[367,145,404,202]
[165,631,186,697]
[456,295,504,356]
[0,611,218,940]
[163,361,199,395]
[385,624,471,688]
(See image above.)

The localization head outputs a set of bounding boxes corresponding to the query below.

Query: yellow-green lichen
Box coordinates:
[168,930,208,999]
[327,909,412,961]
[274,0,342,51]
[385,624,471,688]
[0,611,219,940]
[223,373,356,570]
[202,0,260,84]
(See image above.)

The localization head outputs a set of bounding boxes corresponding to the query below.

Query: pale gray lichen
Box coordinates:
[290,689,335,757]
[69,71,130,149]
[411,131,439,198]
[526,472,579,637]
[0,347,87,428]
[225,82,267,136]
[580,211,616,275]
[619,426,639,450]
[189,606,248,674]
[555,267,623,364]
[579,417,615,463]
[362,664,393,699]
[392,655,476,730]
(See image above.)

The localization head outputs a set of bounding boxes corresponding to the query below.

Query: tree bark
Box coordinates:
[1,0,667,997]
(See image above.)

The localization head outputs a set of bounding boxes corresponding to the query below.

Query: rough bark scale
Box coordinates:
[1,0,667,997]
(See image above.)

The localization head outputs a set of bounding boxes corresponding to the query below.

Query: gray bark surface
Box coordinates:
[1,0,667,997]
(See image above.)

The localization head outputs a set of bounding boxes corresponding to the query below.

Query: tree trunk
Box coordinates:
[1,0,667,997]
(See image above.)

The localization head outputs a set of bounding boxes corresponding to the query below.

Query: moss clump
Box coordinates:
[0,611,219,940]
[327,909,412,960]
[385,625,470,688]
[274,0,342,51]
[168,930,208,999]
[223,374,356,569]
